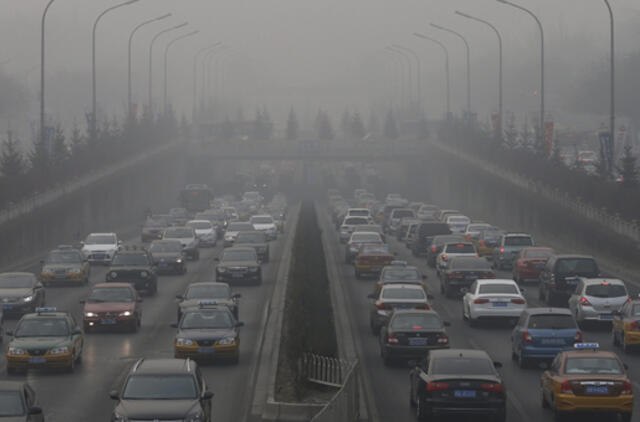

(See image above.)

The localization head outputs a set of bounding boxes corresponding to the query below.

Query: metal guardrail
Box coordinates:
[310,358,360,422]
[300,353,353,388]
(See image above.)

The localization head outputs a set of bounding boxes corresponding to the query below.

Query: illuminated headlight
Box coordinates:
[112,413,127,422]
[224,234,234,241]
[217,267,227,273]
[8,347,25,355]
[109,271,118,278]
[217,337,236,345]
[119,311,132,317]
[176,258,183,263]
[69,268,82,274]
[248,267,258,272]
[176,338,194,346]
[22,295,34,303]
[50,346,70,355]
[140,271,148,278]
[84,312,97,317]
[186,413,203,422]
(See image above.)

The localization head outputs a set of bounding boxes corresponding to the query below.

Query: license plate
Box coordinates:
[232,273,244,278]
[454,390,476,398]
[566,279,579,285]
[465,275,476,281]
[159,262,168,267]
[408,338,428,346]
[586,386,608,394]
[94,254,105,259]
[395,306,412,310]
[535,263,545,269]
[2,305,13,310]
[54,275,66,279]
[492,302,508,307]
[28,357,46,364]
[198,348,215,354]
[541,338,564,345]
[100,319,116,325]
[599,314,615,321]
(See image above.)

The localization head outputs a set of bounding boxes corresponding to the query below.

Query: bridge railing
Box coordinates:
[309,357,360,422]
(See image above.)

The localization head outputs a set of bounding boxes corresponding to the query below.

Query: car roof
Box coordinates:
[92,282,135,289]
[429,349,490,359]
[562,349,620,359]
[475,279,518,285]
[23,310,68,319]
[187,281,229,288]
[553,254,595,260]
[580,278,625,285]
[504,233,532,237]
[133,358,196,375]
[392,309,440,317]
[87,232,116,236]
[251,214,273,218]
[524,307,573,316]
[381,283,423,290]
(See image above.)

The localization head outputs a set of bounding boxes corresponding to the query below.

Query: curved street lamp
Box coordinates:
[40,0,56,146]
[414,33,451,117]
[193,43,222,121]
[392,44,422,112]
[431,23,471,116]
[163,30,200,114]
[148,22,188,115]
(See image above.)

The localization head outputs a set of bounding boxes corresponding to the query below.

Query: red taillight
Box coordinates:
[427,382,450,391]
[511,298,526,304]
[449,272,464,278]
[432,246,437,253]
[415,304,431,310]
[500,247,505,253]
[523,330,533,343]
[561,381,573,394]
[481,383,503,392]
[387,334,399,344]
[377,303,392,310]
[574,331,582,343]
[437,334,449,345]
[630,321,640,331]
[622,381,633,395]
[441,254,448,261]
[480,240,486,246]
[580,297,592,306]
[474,298,489,304]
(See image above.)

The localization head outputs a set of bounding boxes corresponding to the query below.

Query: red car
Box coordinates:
[513,247,554,284]
[81,283,142,332]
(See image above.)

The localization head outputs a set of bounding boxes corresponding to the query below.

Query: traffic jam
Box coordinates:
[328,189,637,422]
[0,184,287,421]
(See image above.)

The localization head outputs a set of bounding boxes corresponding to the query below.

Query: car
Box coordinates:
[243,190,264,204]
[435,209,461,222]
[463,223,493,242]
[0,273,45,317]
[345,231,383,264]
[491,233,534,270]
[163,226,200,260]
[149,239,186,274]
[195,209,227,236]
[80,232,121,264]
[411,222,452,257]
[186,220,217,247]
[222,206,239,222]
[171,303,244,363]
[250,214,278,240]
[39,245,90,286]
[354,243,394,279]
[445,215,471,234]
[439,256,495,298]
[176,282,241,321]
[223,221,254,247]
[436,242,478,274]
[540,343,632,422]
[512,247,554,284]
[426,234,466,268]
[169,207,190,226]
[474,227,504,257]
[396,217,421,242]
[353,224,385,242]
[409,349,506,421]
[81,283,142,332]
[109,358,214,422]
[404,222,422,249]
[346,207,372,219]
[416,204,440,220]
[379,310,450,365]
[215,247,262,285]
[387,208,416,234]
[6,308,84,373]
[339,216,370,243]
[378,264,426,286]
[462,279,526,326]
[140,215,170,242]
[0,381,44,421]
[612,299,640,352]
[510,308,582,368]
[385,193,408,207]
[234,231,270,262]
[568,278,629,326]
[368,284,431,335]
[106,248,158,295]
[539,255,600,307]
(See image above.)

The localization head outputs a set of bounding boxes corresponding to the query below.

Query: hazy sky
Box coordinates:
[2,0,640,136]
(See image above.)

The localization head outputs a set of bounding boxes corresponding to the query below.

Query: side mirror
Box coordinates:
[109,390,119,400]
[28,406,43,415]
[443,321,452,327]
[493,361,503,369]
[170,322,178,328]
[202,391,214,400]
[236,321,245,327]
[79,299,85,304]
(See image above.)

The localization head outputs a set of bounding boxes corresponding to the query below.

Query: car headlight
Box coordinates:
[50,346,70,355]
[119,311,132,317]
[8,347,25,355]
[249,267,258,272]
[176,338,194,346]
[140,271,148,278]
[109,271,118,278]
[224,234,234,240]
[22,295,34,303]
[217,337,236,345]
[217,267,227,273]
[176,258,183,263]
[84,312,97,317]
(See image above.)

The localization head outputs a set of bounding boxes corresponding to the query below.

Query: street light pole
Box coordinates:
[163,30,200,115]
[383,52,406,112]
[604,0,615,171]
[40,0,55,146]
[414,33,451,118]
[431,23,471,117]
[193,43,222,122]
[387,46,412,112]
[455,11,503,136]
[128,13,171,119]
[148,22,188,117]
[497,0,544,144]
[92,0,139,139]
[202,47,229,114]
[392,44,422,112]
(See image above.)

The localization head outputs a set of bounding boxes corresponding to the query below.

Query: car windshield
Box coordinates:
[431,357,495,375]
[382,288,425,300]
[481,229,502,240]
[185,285,229,299]
[556,258,598,276]
[478,284,519,294]
[236,233,265,243]
[349,210,370,216]
[585,283,627,298]
[88,287,134,303]
[444,243,475,253]
[564,358,623,375]
[524,249,553,259]
[392,210,414,218]
[181,310,234,329]
[112,254,149,266]
[504,236,533,247]
[150,242,182,253]
[0,274,34,288]
[251,217,273,224]
[448,216,470,224]
[187,221,212,230]
[391,314,441,330]
[164,229,193,238]
[228,223,253,231]
[527,314,577,329]
[382,269,420,281]
[222,250,256,262]
[467,224,491,232]
[345,217,368,225]
[85,234,116,245]
[356,225,381,233]
[0,392,24,416]
[15,318,69,337]
[351,233,381,243]
[451,257,491,270]
[45,251,82,264]
[360,245,389,254]
[122,375,198,400]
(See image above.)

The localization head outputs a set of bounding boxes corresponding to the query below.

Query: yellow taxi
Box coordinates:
[541,343,633,421]
[354,243,394,279]
[39,246,90,286]
[612,299,640,352]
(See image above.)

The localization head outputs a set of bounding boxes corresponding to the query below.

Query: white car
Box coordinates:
[339,216,370,243]
[463,223,493,241]
[81,232,120,264]
[462,279,527,326]
[416,204,440,220]
[162,226,200,260]
[436,242,478,273]
[346,208,372,220]
[385,193,408,207]
[568,278,629,325]
[250,215,278,240]
[446,215,471,234]
[223,221,254,247]
[186,220,217,247]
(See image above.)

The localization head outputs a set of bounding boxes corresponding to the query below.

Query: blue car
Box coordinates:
[511,308,582,368]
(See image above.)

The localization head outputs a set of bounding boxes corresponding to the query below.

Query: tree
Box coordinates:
[520,116,532,151]
[50,126,69,168]
[383,110,399,140]
[340,109,351,138]
[286,107,299,141]
[504,112,518,149]
[350,112,366,140]
[0,131,25,178]
[617,144,638,188]
[367,111,380,137]
[315,110,334,141]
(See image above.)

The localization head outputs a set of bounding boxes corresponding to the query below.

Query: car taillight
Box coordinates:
[630,321,640,331]
[449,272,463,278]
[377,303,392,310]
[432,246,437,253]
[415,304,431,310]
[427,382,450,391]
[387,334,399,344]
[474,298,489,304]
[441,254,448,261]
[561,381,573,394]
[523,331,533,343]
[500,247,505,253]
[511,298,526,304]
[437,334,449,345]
[621,381,632,395]
[580,297,592,306]
[481,383,503,392]
[480,240,486,246]
[574,331,582,343]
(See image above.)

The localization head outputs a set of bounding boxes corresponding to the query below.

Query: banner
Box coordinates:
[544,121,554,155]
[599,131,613,172]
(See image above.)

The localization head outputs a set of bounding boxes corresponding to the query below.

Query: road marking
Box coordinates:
[507,392,529,422]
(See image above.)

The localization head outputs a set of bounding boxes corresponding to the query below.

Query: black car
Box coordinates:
[234,231,270,263]
[411,223,452,257]
[409,349,506,421]
[110,358,213,422]
[539,254,600,306]
[0,273,45,317]
[215,247,262,285]
[176,282,241,321]
[427,234,466,268]
[0,380,44,421]
[149,239,186,275]
[379,310,450,365]
[439,257,495,298]
[106,249,158,295]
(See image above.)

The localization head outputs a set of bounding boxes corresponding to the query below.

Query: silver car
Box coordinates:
[568,278,629,325]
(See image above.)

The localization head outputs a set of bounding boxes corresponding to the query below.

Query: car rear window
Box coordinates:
[478,284,519,294]
[392,210,415,219]
[381,269,421,281]
[504,236,533,246]
[585,283,627,298]
[349,210,370,216]
[345,217,369,225]
[431,357,495,375]
[434,235,465,246]
[444,243,475,253]
[564,358,623,375]
[391,314,441,330]
[528,314,576,329]
[419,223,452,237]
[523,249,553,259]
[450,257,491,270]
[448,216,470,224]
[382,288,426,300]
[556,258,598,276]
[351,233,381,243]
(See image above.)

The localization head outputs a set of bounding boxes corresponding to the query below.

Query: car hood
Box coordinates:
[234,242,268,249]
[178,327,237,340]
[109,265,149,271]
[115,399,200,419]
[165,237,195,245]
[43,264,82,271]
[84,302,135,313]
[0,288,33,298]
[194,228,214,236]
[82,244,117,252]
[151,252,183,261]
[11,336,70,349]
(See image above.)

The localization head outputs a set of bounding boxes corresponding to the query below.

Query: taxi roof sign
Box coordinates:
[574,342,599,350]
[390,260,407,266]
[36,307,57,313]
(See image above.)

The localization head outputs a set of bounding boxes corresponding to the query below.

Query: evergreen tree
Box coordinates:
[504,112,518,149]
[367,111,379,137]
[617,144,639,188]
[520,117,532,150]
[0,131,25,178]
[383,110,399,140]
[350,112,366,140]
[286,107,299,141]
[50,126,69,168]
[69,124,86,156]
[340,109,351,138]
[30,130,50,176]
[315,110,334,141]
